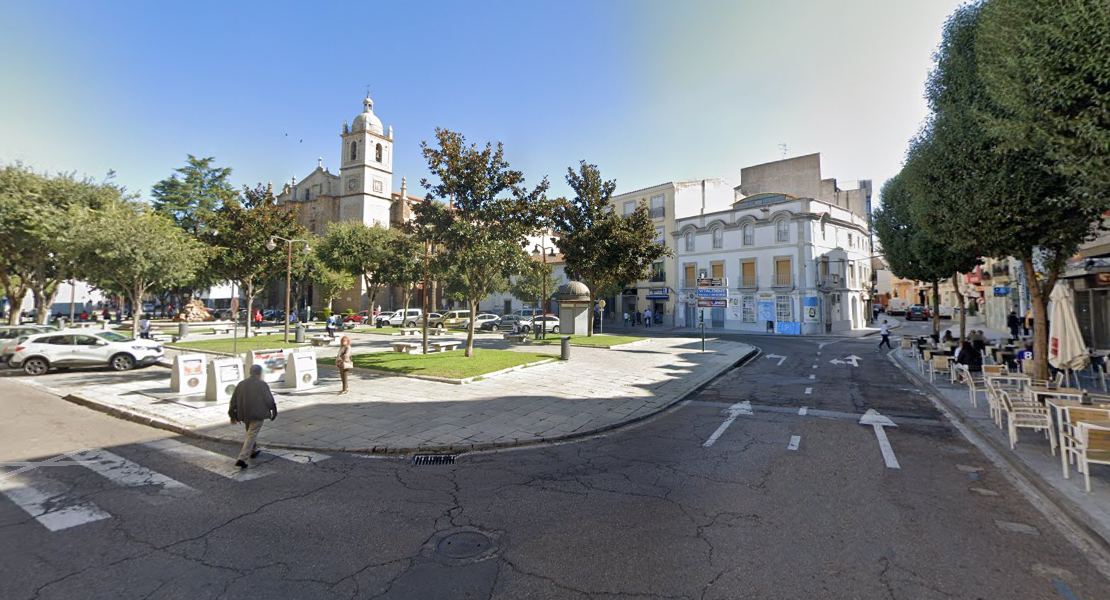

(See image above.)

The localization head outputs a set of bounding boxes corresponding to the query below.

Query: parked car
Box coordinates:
[886,298,908,316]
[519,315,560,334]
[905,305,931,321]
[481,314,524,331]
[937,305,953,319]
[0,326,58,364]
[9,330,164,376]
[342,310,374,324]
[430,310,472,329]
[459,314,499,329]
[387,309,424,327]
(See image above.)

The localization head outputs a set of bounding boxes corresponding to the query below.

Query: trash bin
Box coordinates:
[295,323,306,343]
[560,336,571,360]
[178,321,189,338]
[376,316,383,329]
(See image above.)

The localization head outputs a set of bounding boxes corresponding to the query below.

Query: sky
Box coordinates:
[0,0,964,204]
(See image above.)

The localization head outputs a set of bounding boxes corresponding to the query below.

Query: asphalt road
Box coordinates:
[2,330,1109,599]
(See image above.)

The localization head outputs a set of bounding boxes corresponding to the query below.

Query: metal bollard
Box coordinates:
[178,321,189,338]
[295,323,306,343]
[560,335,571,360]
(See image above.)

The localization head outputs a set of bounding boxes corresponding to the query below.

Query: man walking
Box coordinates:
[1007,310,1021,342]
[325,313,335,339]
[644,308,653,328]
[228,364,278,469]
[878,319,893,350]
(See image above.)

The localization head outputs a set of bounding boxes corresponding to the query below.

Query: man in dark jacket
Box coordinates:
[1007,311,1021,341]
[228,364,278,468]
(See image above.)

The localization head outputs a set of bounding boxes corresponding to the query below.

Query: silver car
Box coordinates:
[0,325,58,364]
[9,330,163,376]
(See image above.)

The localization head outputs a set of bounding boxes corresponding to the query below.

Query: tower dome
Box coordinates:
[352,93,384,135]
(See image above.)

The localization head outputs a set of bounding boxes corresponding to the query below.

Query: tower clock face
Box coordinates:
[373,180,383,193]
[348,178,357,190]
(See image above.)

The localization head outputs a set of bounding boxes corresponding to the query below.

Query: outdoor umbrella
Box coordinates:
[1049,283,1089,384]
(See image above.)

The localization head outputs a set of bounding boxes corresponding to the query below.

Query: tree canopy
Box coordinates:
[315,220,395,313]
[152,155,238,235]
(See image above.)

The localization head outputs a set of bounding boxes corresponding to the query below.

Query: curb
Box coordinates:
[887,351,1110,555]
[58,346,760,456]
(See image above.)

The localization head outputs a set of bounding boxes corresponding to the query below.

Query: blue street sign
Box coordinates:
[696,288,729,298]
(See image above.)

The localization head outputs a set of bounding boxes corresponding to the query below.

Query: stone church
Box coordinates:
[275,94,429,315]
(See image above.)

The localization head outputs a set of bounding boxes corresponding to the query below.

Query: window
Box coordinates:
[742,223,754,246]
[775,219,789,243]
[741,294,756,322]
[41,335,72,345]
[848,233,854,248]
[740,260,756,287]
[649,194,665,219]
[350,141,357,160]
[684,264,696,288]
[684,231,695,252]
[711,262,724,278]
[775,295,793,321]
[623,200,636,216]
[712,228,723,249]
[654,226,664,244]
[650,261,666,283]
[375,143,383,162]
[74,335,100,346]
[775,258,792,286]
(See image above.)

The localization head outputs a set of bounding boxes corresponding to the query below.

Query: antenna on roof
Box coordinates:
[778,143,788,160]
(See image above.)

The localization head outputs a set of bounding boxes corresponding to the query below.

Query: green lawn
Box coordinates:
[167,333,305,354]
[530,334,646,347]
[319,348,556,380]
[348,327,407,335]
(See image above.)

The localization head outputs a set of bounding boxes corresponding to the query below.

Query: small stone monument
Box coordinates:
[555,281,591,335]
[175,299,215,322]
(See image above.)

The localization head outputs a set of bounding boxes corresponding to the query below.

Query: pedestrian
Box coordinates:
[623,311,629,327]
[139,316,151,339]
[228,364,278,469]
[636,310,642,325]
[325,314,336,338]
[645,308,653,328]
[942,330,954,344]
[102,308,110,321]
[335,336,353,395]
[253,309,263,326]
[80,311,88,322]
[956,340,982,373]
[878,319,893,350]
[1007,310,1021,342]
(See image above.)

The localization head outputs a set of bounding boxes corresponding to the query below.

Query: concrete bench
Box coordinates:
[392,328,420,337]
[428,328,446,336]
[430,341,459,353]
[503,333,530,343]
[310,335,333,347]
[207,326,232,335]
[391,342,421,354]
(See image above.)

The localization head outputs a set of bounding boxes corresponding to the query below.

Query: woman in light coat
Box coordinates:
[335,336,353,395]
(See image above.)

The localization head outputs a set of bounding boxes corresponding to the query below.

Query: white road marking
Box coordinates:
[0,470,111,531]
[812,365,818,369]
[703,401,752,448]
[74,449,192,493]
[765,354,787,366]
[787,435,801,451]
[809,374,815,380]
[860,409,900,469]
[804,388,812,395]
[263,448,331,464]
[141,439,272,481]
[798,407,808,416]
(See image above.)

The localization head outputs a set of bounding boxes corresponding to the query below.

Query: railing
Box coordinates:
[740,276,757,287]
[773,274,793,287]
[992,265,1010,276]
[649,206,665,219]
[650,271,667,283]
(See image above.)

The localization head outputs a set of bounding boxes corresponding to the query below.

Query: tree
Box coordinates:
[414,128,546,356]
[315,221,395,315]
[152,155,239,236]
[554,161,671,336]
[509,258,561,319]
[73,202,207,338]
[377,232,424,312]
[978,0,1110,203]
[307,255,355,314]
[201,184,306,336]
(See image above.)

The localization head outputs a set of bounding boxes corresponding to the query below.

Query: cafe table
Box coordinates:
[1045,399,1110,478]
[1029,385,1086,405]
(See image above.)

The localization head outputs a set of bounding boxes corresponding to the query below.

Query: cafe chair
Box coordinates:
[956,365,985,408]
[1000,390,1056,455]
[1060,406,1110,482]
[1066,418,1110,492]
[986,375,1030,428]
[929,355,951,383]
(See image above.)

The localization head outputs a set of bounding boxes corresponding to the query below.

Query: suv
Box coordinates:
[520,315,560,334]
[387,309,424,327]
[482,314,524,332]
[430,310,471,329]
[905,305,931,321]
[0,325,58,364]
[10,330,163,376]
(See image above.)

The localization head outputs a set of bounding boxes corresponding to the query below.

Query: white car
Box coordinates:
[0,325,58,364]
[388,308,424,327]
[520,315,560,334]
[9,330,164,376]
[459,314,499,329]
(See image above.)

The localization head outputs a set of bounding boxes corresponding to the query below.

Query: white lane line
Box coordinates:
[263,448,331,464]
[74,449,192,493]
[703,401,753,448]
[0,470,111,531]
[787,435,801,451]
[798,407,808,416]
[812,365,818,369]
[804,387,812,395]
[141,439,272,481]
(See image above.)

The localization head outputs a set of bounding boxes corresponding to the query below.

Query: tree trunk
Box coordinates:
[244,278,255,337]
[954,272,967,341]
[932,280,941,337]
[1021,254,1059,381]
[129,284,144,339]
[464,296,475,357]
[2,277,30,326]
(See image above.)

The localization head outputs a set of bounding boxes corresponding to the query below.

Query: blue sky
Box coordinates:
[0,0,963,202]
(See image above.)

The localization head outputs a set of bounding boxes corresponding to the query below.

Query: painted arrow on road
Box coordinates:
[703,401,753,448]
[829,356,862,367]
[860,409,900,469]
[765,353,787,366]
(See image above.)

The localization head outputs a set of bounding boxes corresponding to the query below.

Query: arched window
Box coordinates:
[684,231,695,252]
[350,141,357,161]
[775,219,789,242]
[375,143,383,162]
[742,223,754,246]
[712,228,723,249]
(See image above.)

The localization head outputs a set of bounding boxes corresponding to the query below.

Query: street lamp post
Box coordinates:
[266,236,312,343]
[532,240,556,340]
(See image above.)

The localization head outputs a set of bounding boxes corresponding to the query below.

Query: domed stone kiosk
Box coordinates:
[555,281,591,335]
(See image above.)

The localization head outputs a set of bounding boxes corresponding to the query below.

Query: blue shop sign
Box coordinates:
[993,286,1011,296]
[646,287,670,300]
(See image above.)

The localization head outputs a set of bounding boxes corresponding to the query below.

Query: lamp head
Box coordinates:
[302,242,311,255]
[265,238,277,251]
[532,244,540,256]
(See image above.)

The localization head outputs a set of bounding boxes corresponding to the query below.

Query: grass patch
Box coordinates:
[168,333,305,353]
[348,327,405,335]
[530,334,645,347]
[319,348,556,380]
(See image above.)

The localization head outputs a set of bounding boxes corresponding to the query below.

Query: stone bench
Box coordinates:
[391,342,422,354]
[392,328,420,337]
[310,335,333,347]
[430,341,459,353]
[206,326,232,335]
[503,333,530,343]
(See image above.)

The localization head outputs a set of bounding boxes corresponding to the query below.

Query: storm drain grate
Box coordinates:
[436,531,492,559]
[412,454,456,466]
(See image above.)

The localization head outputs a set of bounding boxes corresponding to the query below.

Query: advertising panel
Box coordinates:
[170,354,207,395]
[206,357,245,402]
[284,348,318,390]
[248,349,286,384]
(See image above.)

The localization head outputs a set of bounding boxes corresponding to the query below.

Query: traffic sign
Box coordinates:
[696,277,727,288]
[697,299,727,308]
[696,287,729,298]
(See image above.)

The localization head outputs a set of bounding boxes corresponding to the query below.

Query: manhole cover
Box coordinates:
[436,531,492,559]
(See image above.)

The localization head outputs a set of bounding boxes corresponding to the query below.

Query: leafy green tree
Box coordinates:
[378,232,424,311]
[73,202,207,338]
[414,128,547,356]
[315,221,394,314]
[978,0,1110,203]
[201,184,306,335]
[510,257,560,317]
[307,254,355,314]
[554,161,671,336]
[152,155,238,236]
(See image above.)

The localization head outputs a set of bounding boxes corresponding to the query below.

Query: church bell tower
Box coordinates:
[339,93,394,227]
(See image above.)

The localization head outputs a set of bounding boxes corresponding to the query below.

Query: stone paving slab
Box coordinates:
[15,335,756,454]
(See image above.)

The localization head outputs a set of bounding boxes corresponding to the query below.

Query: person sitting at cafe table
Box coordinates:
[956,341,982,373]
[942,330,955,344]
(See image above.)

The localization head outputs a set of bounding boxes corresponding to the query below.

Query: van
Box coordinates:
[387,309,424,327]
[886,298,908,316]
[430,310,471,329]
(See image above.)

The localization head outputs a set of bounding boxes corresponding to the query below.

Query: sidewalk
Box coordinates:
[18,333,756,454]
[889,343,1110,550]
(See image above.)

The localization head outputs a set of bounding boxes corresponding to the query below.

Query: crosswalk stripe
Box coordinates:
[140,439,272,482]
[0,470,111,531]
[74,449,192,493]
[263,448,331,464]
[787,435,801,451]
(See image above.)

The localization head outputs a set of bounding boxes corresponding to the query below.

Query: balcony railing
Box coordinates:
[773,274,793,287]
[649,271,667,283]
[649,206,665,219]
[739,276,757,288]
